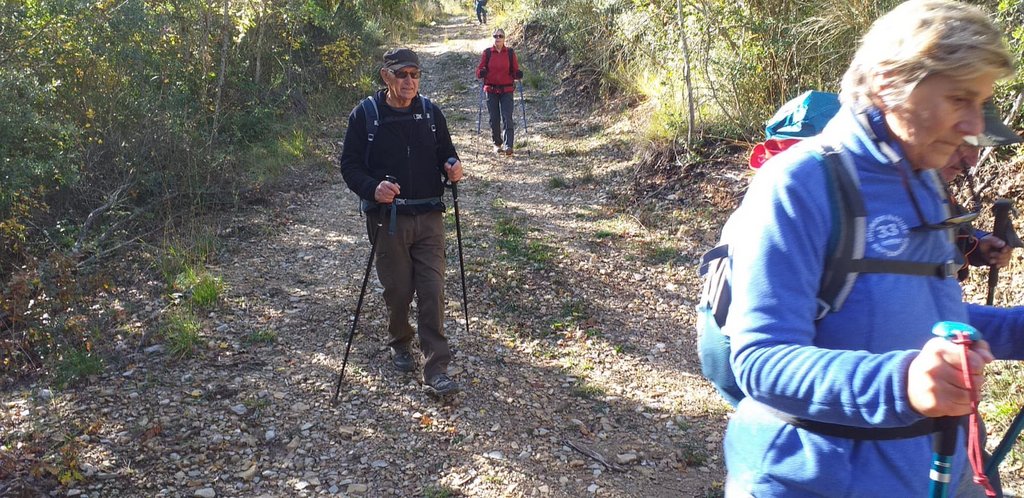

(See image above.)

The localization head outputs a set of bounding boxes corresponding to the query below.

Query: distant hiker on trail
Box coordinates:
[703,1,1024,496]
[476,28,522,156]
[474,0,487,24]
[339,48,464,397]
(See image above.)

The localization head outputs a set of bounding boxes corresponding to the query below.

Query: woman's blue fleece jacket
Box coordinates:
[721,104,1024,497]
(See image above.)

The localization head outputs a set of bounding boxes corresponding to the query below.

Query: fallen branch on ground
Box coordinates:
[564,439,627,472]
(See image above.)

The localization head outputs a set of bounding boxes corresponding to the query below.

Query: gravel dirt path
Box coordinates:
[2,15,733,498]
[7,11,1024,498]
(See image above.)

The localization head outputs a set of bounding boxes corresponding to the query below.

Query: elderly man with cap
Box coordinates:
[339,48,463,396]
[940,101,1024,282]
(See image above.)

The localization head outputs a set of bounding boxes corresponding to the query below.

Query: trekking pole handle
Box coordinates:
[443,157,459,189]
[987,199,1012,305]
[383,174,398,185]
[929,321,981,498]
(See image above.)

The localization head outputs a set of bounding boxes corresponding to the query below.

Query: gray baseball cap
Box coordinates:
[974,101,1022,147]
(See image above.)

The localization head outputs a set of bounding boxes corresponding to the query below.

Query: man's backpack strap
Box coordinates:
[508,48,515,76]
[361,94,436,153]
[360,96,380,169]
[361,96,380,144]
[420,95,436,136]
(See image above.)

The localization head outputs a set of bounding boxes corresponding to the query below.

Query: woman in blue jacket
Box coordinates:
[721,1,1024,496]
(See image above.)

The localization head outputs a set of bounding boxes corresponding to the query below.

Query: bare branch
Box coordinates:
[76,228,160,270]
[73,182,132,254]
[564,439,627,472]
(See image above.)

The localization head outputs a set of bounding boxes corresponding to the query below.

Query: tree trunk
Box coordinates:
[210,0,231,144]
[678,0,695,145]
[254,0,265,88]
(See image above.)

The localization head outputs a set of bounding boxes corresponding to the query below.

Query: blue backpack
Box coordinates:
[696,144,960,406]
[764,90,841,140]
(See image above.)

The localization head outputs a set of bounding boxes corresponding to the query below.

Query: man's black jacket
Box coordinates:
[339,89,459,214]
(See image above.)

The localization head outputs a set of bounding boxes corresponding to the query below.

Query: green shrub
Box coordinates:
[53,348,104,388]
[163,310,202,358]
[245,329,278,345]
[190,273,223,308]
[523,70,544,90]
[423,486,457,498]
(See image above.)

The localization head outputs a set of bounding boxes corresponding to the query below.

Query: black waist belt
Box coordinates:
[388,197,442,235]
[765,405,949,440]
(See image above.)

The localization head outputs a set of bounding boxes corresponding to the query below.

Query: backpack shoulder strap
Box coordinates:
[360,95,379,144]
[360,95,380,168]
[420,95,436,139]
[816,144,863,318]
[815,144,959,317]
[484,47,492,68]
[508,48,515,75]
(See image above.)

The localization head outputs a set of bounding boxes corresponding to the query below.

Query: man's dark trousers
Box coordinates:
[366,210,450,380]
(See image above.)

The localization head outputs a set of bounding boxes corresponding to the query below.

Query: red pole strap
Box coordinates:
[951,332,997,497]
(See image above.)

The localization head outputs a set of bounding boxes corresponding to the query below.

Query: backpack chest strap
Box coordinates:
[845,259,960,278]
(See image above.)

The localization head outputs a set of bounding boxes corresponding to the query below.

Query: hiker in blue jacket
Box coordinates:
[720,1,1024,496]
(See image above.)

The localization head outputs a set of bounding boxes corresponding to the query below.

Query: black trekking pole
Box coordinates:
[332,176,396,404]
[517,81,530,158]
[444,158,470,336]
[929,416,959,498]
[986,199,1012,305]
[476,82,484,159]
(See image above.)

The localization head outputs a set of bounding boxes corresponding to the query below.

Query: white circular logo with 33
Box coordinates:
[867,214,910,256]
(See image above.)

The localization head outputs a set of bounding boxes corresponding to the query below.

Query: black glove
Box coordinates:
[515,70,523,79]
[478,68,488,78]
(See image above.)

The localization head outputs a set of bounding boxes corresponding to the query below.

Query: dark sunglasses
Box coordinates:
[493,34,505,39]
[390,69,421,79]
[897,165,979,231]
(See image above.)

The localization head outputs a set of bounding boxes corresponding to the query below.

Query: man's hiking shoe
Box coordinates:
[503,147,514,156]
[494,145,503,155]
[391,347,415,373]
[426,374,460,396]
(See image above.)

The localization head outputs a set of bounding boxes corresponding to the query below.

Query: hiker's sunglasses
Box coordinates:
[897,165,979,231]
[493,34,505,39]
[390,69,421,80]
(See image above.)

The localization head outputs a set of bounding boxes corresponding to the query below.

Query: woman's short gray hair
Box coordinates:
[840,0,1013,110]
